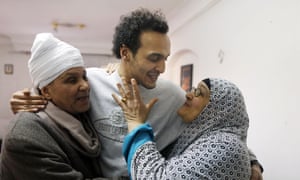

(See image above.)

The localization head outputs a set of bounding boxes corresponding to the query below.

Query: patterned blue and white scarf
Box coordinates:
[131,78,251,179]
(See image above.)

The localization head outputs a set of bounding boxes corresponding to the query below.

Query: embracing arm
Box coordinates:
[10,88,47,114]
[10,63,120,114]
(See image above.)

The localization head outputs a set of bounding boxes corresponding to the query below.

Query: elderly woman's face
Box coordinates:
[41,67,90,114]
[177,80,210,123]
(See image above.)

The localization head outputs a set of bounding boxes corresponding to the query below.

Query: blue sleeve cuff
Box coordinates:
[122,123,154,176]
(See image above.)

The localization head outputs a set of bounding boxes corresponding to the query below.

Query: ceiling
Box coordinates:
[0,0,216,55]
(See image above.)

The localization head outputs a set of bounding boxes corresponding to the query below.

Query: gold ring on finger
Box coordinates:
[121,97,127,103]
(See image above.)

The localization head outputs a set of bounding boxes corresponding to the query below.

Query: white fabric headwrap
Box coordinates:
[28,33,84,93]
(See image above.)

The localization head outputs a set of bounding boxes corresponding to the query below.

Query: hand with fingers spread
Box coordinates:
[112,78,158,132]
[10,88,47,114]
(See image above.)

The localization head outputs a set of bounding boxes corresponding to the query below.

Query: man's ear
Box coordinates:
[120,44,130,61]
[40,86,51,100]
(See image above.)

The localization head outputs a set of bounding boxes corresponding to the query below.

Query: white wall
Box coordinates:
[1,1,299,178]
[164,0,300,179]
[0,50,32,137]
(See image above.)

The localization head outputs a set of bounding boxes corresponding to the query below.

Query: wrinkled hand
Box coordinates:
[10,88,47,114]
[112,78,158,132]
[250,164,263,180]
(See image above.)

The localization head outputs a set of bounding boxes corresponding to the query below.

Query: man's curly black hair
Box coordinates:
[112,8,169,59]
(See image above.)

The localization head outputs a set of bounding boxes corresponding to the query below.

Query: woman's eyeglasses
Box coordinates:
[191,87,201,97]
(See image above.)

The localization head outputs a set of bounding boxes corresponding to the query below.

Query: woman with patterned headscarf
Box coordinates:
[113,78,251,179]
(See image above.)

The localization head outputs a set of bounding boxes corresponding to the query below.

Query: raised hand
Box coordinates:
[10,88,47,114]
[112,78,158,132]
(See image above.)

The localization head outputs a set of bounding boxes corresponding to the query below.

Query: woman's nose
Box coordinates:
[79,80,90,91]
[186,92,193,100]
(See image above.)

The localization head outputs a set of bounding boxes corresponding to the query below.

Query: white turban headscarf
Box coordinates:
[28,33,84,94]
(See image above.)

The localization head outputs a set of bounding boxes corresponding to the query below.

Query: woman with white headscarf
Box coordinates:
[113,78,251,179]
[1,33,102,179]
